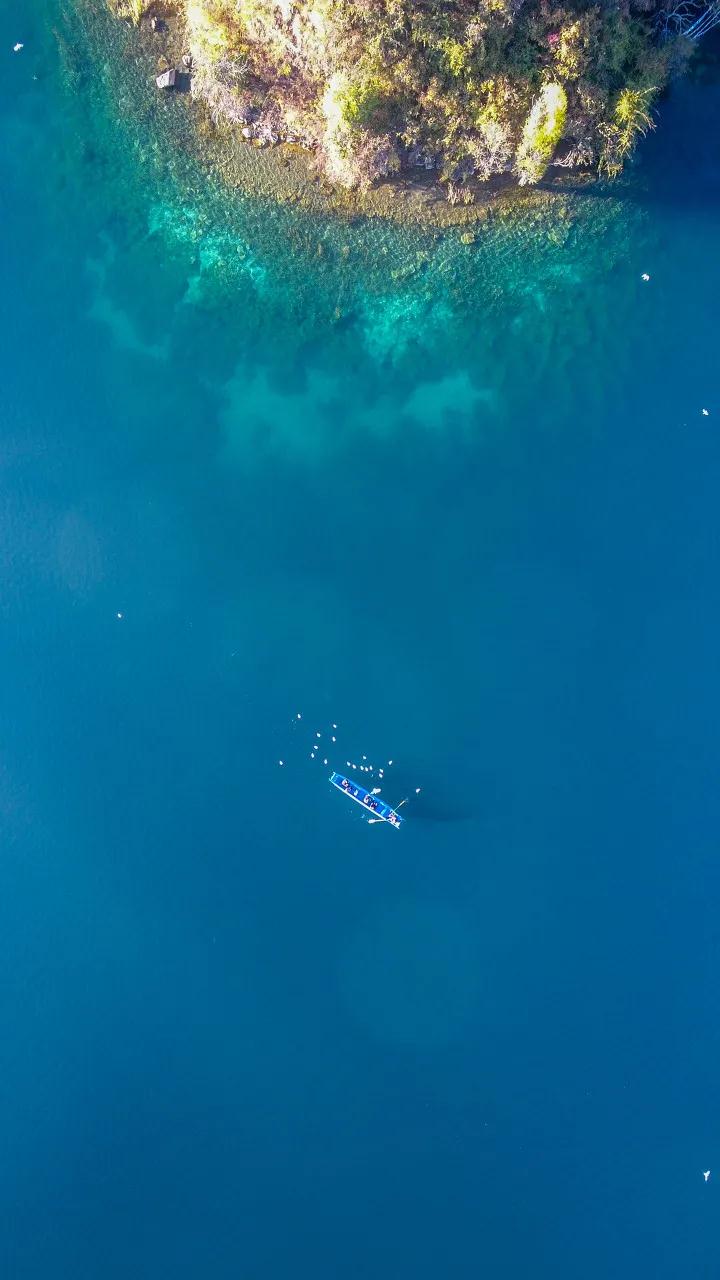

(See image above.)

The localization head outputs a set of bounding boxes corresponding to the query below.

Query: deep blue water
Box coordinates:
[2,6,720,1277]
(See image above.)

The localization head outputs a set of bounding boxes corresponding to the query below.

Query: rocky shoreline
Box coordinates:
[112,0,604,229]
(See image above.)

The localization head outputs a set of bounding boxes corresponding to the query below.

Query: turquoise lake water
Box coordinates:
[3,3,720,1276]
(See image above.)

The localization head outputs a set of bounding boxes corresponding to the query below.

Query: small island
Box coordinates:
[112,0,710,201]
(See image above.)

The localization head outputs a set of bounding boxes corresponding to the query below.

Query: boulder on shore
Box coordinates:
[156,68,177,90]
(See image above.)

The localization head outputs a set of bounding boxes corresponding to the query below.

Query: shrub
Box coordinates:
[186,0,237,60]
[321,73,399,185]
[110,0,144,23]
[553,16,596,83]
[441,39,469,78]
[468,117,514,178]
[336,77,395,132]
[599,85,656,177]
[595,14,649,90]
[515,81,567,183]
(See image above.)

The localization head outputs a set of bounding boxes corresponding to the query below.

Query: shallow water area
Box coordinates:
[3,5,720,1279]
[29,0,661,423]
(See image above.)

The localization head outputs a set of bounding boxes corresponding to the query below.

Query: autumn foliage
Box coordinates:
[175,0,686,194]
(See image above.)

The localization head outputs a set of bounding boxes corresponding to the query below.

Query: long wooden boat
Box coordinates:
[329,772,404,828]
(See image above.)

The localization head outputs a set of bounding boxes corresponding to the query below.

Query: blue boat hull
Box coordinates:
[329,772,404,828]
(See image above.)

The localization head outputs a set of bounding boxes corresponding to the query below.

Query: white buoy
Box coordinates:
[332,724,337,729]
[415,787,421,794]
[323,758,328,765]
[316,732,321,738]
[331,736,336,743]
[310,753,315,759]
[116,612,123,619]
[278,760,284,766]
[296,713,302,720]
[388,760,393,766]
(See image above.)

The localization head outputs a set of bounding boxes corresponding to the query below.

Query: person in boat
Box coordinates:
[341,778,349,790]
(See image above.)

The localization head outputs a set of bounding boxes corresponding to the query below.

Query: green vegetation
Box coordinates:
[148,0,687,195]
[599,87,658,177]
[109,0,145,25]
[515,82,567,185]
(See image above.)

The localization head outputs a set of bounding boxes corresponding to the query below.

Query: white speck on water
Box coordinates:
[310,753,315,759]
[702,408,710,416]
[116,612,123,619]
[415,787,421,794]
[362,755,367,760]
[278,760,284,766]
[388,760,393,766]
[332,724,337,729]
[13,42,23,52]
[296,713,302,720]
[641,273,650,282]
[316,732,321,738]
[704,1171,711,1182]
[331,736,336,742]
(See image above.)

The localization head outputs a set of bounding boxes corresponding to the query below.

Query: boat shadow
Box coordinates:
[391,770,492,826]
